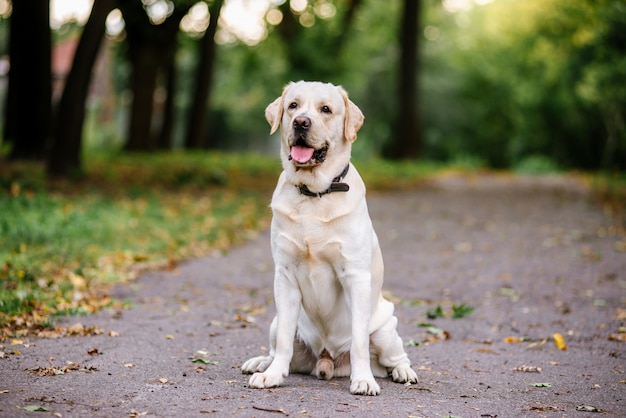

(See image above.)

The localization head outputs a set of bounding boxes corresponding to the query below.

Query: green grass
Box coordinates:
[0,151,442,338]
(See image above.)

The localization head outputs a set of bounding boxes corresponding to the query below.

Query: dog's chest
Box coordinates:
[274,221,344,264]
[270,189,368,268]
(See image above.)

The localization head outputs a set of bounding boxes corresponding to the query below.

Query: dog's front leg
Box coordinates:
[346,272,380,396]
[249,267,301,389]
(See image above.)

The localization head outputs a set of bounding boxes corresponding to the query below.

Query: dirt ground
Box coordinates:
[1,172,625,418]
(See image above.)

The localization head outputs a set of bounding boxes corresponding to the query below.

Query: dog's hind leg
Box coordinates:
[370,316,418,384]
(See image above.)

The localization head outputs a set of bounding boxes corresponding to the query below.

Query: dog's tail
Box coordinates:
[316,349,334,380]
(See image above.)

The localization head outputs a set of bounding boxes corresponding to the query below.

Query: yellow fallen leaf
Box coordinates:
[165,334,174,340]
[159,378,168,384]
[608,333,626,342]
[10,339,23,346]
[472,348,498,354]
[553,333,567,350]
[504,336,524,343]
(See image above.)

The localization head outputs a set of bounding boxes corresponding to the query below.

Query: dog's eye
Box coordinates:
[288,102,298,109]
[321,105,331,114]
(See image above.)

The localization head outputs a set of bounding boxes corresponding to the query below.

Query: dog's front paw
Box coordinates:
[350,377,381,396]
[241,356,273,374]
[391,364,418,384]
[248,370,284,389]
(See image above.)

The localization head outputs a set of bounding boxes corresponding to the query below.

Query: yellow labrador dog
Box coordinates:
[242,81,418,395]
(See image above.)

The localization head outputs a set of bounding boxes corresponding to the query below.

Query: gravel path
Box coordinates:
[1,173,625,417]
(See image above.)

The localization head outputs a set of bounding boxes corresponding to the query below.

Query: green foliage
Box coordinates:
[426,303,474,319]
[514,155,561,175]
[426,305,444,319]
[420,0,625,169]
[450,303,474,319]
[0,152,276,332]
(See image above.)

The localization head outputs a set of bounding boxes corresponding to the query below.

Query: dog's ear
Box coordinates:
[265,96,283,135]
[340,87,364,142]
[265,84,291,134]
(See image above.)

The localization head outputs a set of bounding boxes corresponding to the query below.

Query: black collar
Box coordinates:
[297,164,350,198]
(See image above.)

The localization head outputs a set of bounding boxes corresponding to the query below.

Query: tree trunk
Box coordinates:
[157,59,176,150]
[384,0,421,159]
[124,44,160,151]
[48,0,117,176]
[184,0,223,149]
[4,1,51,160]
[120,0,192,151]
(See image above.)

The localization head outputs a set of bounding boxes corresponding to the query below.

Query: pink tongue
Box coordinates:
[290,145,315,163]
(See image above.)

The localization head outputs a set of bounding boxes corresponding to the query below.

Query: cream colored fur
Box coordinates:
[241,81,417,395]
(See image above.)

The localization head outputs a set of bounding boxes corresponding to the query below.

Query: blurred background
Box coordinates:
[0,0,624,176]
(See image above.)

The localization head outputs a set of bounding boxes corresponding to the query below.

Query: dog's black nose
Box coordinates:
[293,116,311,132]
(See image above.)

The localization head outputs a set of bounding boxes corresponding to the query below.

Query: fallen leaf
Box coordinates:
[472,348,498,354]
[159,378,168,384]
[529,405,557,411]
[124,363,136,368]
[608,333,626,342]
[27,363,96,376]
[165,334,174,340]
[527,338,548,349]
[87,348,99,355]
[108,330,120,337]
[10,339,23,346]
[512,365,542,373]
[191,358,219,365]
[426,306,444,319]
[504,336,527,343]
[425,326,446,336]
[553,333,567,350]
[530,382,552,387]
[22,405,51,412]
[0,390,9,394]
[67,323,85,334]
[234,314,256,324]
[575,405,600,412]
[451,303,475,318]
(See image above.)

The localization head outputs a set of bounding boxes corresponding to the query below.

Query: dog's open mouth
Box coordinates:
[289,139,327,165]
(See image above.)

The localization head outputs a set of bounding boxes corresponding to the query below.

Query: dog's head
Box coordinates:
[265,81,364,182]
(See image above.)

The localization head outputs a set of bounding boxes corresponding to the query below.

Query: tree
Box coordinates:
[184,0,224,149]
[383,0,421,159]
[119,0,193,151]
[48,0,118,177]
[273,0,363,80]
[4,0,51,159]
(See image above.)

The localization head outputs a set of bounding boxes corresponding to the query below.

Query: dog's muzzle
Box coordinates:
[288,116,327,165]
